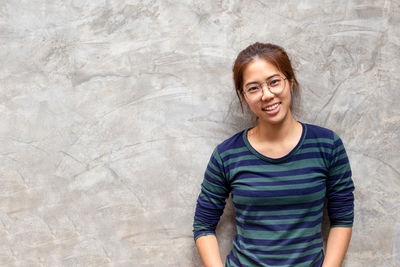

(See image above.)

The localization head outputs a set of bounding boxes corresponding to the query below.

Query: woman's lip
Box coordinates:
[262,103,281,115]
[262,103,280,111]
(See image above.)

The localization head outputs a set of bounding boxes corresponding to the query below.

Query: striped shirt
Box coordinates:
[193,123,354,267]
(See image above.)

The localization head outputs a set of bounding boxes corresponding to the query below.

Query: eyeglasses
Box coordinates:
[243,75,288,102]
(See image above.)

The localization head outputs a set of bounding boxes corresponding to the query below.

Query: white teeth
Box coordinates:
[265,103,279,111]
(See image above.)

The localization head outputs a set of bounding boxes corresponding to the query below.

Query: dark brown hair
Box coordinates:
[233,42,299,110]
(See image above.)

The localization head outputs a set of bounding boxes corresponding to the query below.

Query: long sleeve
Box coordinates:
[193,147,231,241]
[326,133,355,227]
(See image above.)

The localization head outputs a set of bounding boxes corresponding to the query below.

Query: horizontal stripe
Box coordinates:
[236,210,323,224]
[237,235,323,252]
[234,197,325,210]
[226,158,329,173]
[235,178,324,191]
[220,146,250,159]
[232,183,325,198]
[236,218,322,232]
[228,166,329,181]
[236,231,322,246]
[235,227,321,241]
[236,203,324,219]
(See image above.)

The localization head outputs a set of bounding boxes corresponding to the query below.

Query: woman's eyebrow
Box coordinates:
[244,74,280,87]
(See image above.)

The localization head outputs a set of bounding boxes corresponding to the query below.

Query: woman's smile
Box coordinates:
[262,102,280,112]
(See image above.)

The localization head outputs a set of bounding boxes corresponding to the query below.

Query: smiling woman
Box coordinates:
[193,43,355,267]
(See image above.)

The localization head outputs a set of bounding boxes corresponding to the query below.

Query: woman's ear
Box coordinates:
[289,79,294,92]
[242,93,251,108]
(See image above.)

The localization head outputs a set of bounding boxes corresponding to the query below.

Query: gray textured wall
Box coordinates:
[0,0,399,266]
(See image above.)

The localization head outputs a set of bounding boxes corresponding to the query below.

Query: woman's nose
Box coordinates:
[261,85,274,100]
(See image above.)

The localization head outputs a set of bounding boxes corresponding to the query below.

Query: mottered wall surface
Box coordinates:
[0,1,399,266]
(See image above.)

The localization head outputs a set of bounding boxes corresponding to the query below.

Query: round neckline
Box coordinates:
[242,122,307,163]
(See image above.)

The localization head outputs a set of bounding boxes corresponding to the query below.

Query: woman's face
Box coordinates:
[242,58,293,126]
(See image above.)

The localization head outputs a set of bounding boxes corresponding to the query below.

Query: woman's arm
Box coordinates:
[324,133,355,266]
[193,147,230,266]
[195,235,224,267]
[322,227,352,267]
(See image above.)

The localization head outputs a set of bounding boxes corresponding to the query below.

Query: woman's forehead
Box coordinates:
[243,59,282,79]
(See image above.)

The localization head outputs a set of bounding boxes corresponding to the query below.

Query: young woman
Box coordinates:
[193,43,354,267]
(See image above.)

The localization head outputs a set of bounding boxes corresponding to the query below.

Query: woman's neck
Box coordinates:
[252,115,300,143]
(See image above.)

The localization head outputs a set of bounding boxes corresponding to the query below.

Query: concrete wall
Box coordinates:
[0,0,399,266]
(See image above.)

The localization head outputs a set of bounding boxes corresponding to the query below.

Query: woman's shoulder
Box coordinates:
[303,122,340,140]
[214,129,248,155]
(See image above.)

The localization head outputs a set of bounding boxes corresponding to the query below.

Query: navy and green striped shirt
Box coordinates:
[193,123,354,267]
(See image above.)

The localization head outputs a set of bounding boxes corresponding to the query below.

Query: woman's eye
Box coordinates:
[247,86,259,92]
[269,79,281,86]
